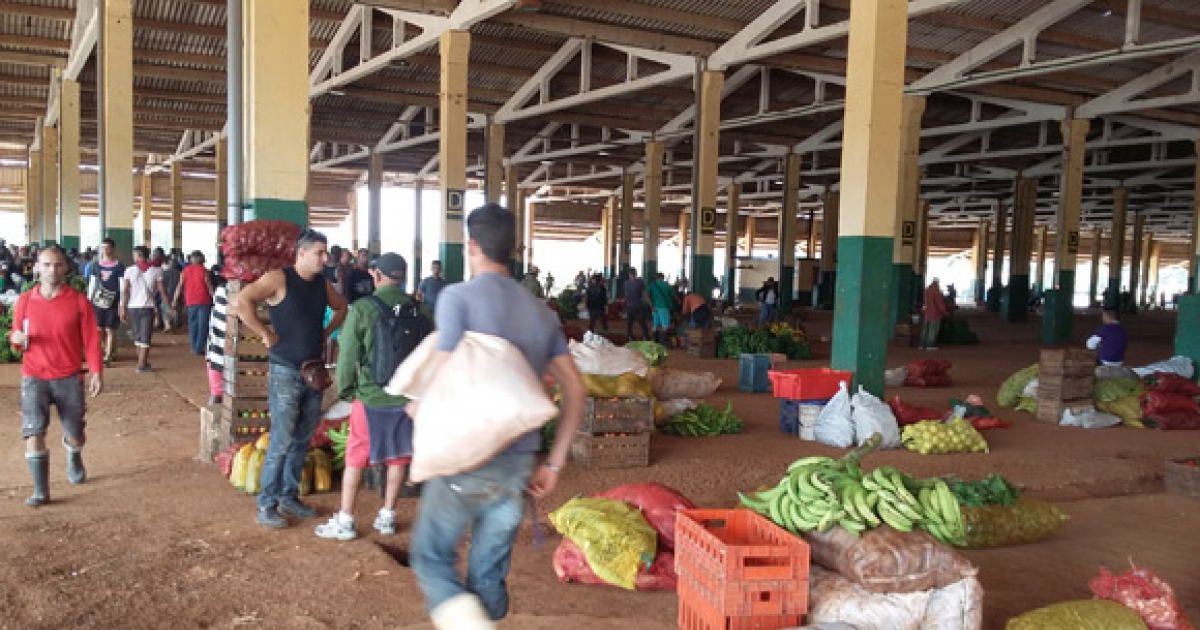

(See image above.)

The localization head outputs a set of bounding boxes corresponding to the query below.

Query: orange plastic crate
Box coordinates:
[675,510,810,628]
[767,368,852,401]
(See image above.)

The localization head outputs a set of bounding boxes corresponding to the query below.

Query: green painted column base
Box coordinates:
[722,267,735,302]
[61,235,80,251]
[913,272,925,312]
[439,242,464,283]
[1190,275,1197,295]
[972,279,985,305]
[617,264,632,299]
[779,265,795,315]
[105,228,134,262]
[1004,274,1030,323]
[817,271,837,309]
[1104,278,1121,311]
[890,263,914,329]
[832,236,893,397]
[691,253,715,301]
[986,283,1002,312]
[1041,271,1076,344]
[244,198,308,227]
[1174,295,1200,377]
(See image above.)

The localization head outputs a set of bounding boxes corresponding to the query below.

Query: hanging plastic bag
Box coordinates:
[1089,565,1197,630]
[851,386,901,449]
[814,381,855,448]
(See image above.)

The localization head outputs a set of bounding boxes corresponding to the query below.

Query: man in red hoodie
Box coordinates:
[10,246,104,507]
[921,278,949,351]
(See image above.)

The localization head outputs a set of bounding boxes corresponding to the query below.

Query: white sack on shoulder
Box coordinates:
[386,331,558,483]
[569,340,648,377]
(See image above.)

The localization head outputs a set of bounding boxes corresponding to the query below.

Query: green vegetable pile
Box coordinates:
[661,401,743,436]
[624,341,668,367]
[20,273,88,296]
[717,325,812,360]
[0,308,21,363]
[949,474,1020,508]
[554,289,580,320]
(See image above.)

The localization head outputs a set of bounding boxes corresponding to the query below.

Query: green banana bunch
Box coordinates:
[738,432,967,546]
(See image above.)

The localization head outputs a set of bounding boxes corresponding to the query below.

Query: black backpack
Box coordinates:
[366,295,432,386]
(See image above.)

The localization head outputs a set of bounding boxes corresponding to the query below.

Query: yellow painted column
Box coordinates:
[525,199,535,268]
[139,172,153,247]
[642,141,664,281]
[1128,211,1145,311]
[485,123,505,204]
[101,0,134,255]
[25,148,42,246]
[806,214,818,258]
[1045,118,1089,341]
[972,219,990,305]
[1148,241,1162,306]
[367,151,382,257]
[678,210,689,281]
[607,195,619,291]
[60,77,81,251]
[1034,225,1049,291]
[171,160,183,250]
[215,138,228,231]
[40,123,59,245]
[891,95,926,326]
[778,153,801,313]
[746,216,758,256]
[1006,177,1038,322]
[1107,186,1128,308]
[505,162,523,275]
[986,202,1007,311]
[600,198,612,283]
[438,30,470,282]
[723,183,740,300]
[830,0,908,393]
[1088,227,1103,307]
[243,0,310,226]
[1139,231,1153,307]
[689,70,723,298]
[619,171,635,290]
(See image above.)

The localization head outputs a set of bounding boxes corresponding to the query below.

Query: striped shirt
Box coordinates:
[205,285,228,372]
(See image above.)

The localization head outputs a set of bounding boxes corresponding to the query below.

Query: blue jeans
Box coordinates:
[187,304,212,355]
[759,303,777,325]
[257,363,324,512]
[411,449,535,620]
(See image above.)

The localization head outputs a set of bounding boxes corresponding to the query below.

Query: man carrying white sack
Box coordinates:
[407,202,586,630]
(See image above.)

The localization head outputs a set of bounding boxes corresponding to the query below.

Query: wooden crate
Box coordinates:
[1039,348,1096,376]
[581,397,654,434]
[1164,457,1200,499]
[1035,398,1093,424]
[222,357,271,397]
[198,406,233,463]
[224,333,270,357]
[687,330,718,358]
[1038,374,1095,401]
[570,431,650,469]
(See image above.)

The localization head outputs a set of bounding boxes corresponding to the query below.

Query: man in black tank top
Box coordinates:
[232,229,348,530]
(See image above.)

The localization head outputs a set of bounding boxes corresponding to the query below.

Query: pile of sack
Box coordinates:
[813,383,903,449]
[906,360,953,388]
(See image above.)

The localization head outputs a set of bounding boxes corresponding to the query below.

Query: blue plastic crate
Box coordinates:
[739,353,772,393]
[779,398,829,434]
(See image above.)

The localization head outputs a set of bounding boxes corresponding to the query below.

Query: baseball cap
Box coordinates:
[375,253,407,281]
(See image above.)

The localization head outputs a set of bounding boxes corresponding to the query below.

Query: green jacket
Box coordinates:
[335,285,427,408]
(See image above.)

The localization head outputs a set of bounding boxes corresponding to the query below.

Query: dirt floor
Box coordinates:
[1,307,1197,630]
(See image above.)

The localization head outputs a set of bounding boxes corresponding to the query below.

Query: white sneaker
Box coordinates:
[373,510,396,535]
[431,593,496,630]
[314,514,357,541]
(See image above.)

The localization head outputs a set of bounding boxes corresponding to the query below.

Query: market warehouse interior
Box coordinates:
[1,0,1199,629]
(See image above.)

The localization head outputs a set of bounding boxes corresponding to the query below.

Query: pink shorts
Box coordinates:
[207,366,223,397]
[345,400,412,469]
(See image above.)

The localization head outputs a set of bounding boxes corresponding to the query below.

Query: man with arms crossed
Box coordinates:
[409,204,586,630]
[232,230,348,529]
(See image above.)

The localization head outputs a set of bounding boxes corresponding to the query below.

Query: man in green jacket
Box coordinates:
[317,253,426,541]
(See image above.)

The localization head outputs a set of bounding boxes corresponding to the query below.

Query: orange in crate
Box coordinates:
[675,509,810,630]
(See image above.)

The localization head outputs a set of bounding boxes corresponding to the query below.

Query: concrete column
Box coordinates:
[505,163,522,276]
[642,141,663,282]
[605,197,617,293]
[1088,227,1102,307]
[830,0,909,395]
[678,211,689,280]
[215,138,228,231]
[724,183,740,301]
[25,148,42,246]
[413,181,424,288]
[1128,211,1145,313]
[818,191,839,307]
[346,191,359,252]
[1179,143,1200,365]
[1107,186,1128,309]
[485,123,504,204]
[243,0,310,226]
[987,203,1007,312]
[1139,231,1153,307]
[806,211,818,258]
[1148,240,1162,307]
[367,151,382,257]
[170,161,183,249]
[890,95,926,327]
[40,123,59,245]
[437,30,469,282]
[59,78,81,250]
[1006,177,1037,322]
[1192,144,1200,293]
[972,219,990,305]
[746,216,758,255]
[139,173,153,247]
[914,199,930,293]
[619,171,634,286]
[689,70,723,299]
[525,199,535,270]
[777,154,801,314]
[1043,118,1089,342]
[1034,225,1049,292]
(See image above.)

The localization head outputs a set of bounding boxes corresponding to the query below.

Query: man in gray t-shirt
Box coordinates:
[622,268,650,341]
[409,204,586,628]
[416,260,447,310]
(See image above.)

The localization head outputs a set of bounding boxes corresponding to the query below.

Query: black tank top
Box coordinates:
[269,267,329,368]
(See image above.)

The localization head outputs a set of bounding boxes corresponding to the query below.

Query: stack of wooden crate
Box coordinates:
[199,280,273,462]
[1036,348,1096,424]
[687,329,717,358]
[570,397,653,468]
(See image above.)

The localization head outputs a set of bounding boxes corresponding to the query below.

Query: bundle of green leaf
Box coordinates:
[949,474,1020,508]
[0,308,21,363]
[717,325,812,360]
[21,273,88,296]
[625,341,668,367]
[661,401,743,436]
[555,289,580,320]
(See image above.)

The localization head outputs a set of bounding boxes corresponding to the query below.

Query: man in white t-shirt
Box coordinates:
[120,246,167,373]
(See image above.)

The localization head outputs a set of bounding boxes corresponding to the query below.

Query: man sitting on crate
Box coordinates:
[316,253,430,541]
[406,203,587,630]
[232,229,348,530]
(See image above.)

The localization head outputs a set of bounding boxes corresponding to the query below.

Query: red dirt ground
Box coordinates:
[1,308,1196,630]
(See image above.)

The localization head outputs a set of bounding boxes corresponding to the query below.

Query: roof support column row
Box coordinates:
[724,183,740,301]
[830,0,908,395]
[1088,227,1102,308]
[1128,211,1145,313]
[101,0,133,255]
[367,151,382,257]
[24,147,41,247]
[506,163,524,278]
[170,161,183,250]
[40,124,58,245]
[689,70,723,299]
[1005,177,1037,323]
[971,220,989,306]
[139,173,152,247]
[619,170,634,289]
[642,141,664,282]
[777,153,800,315]
[438,30,470,283]
[1178,146,1200,367]
[60,77,81,251]
[889,95,925,329]
[1043,118,1089,344]
[1106,187,1128,310]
